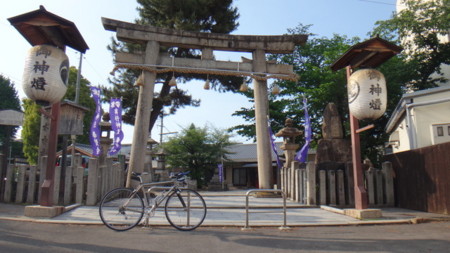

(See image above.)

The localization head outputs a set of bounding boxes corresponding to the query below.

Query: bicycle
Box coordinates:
[99,171,207,231]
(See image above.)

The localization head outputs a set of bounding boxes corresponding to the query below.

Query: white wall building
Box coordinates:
[385,85,450,153]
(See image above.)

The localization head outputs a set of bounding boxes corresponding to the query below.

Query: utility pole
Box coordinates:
[71,52,83,172]
[74,52,83,104]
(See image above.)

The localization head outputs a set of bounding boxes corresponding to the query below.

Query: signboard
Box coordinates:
[0,110,24,126]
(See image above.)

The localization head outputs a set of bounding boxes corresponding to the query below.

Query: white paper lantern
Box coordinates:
[348,69,387,120]
[22,45,69,105]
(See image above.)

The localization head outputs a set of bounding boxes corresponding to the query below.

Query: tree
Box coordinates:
[21,99,41,165]
[162,124,234,188]
[103,0,240,135]
[371,0,450,89]
[0,75,21,167]
[231,24,412,165]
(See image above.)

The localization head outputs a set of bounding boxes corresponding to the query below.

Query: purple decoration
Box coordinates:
[218,163,223,183]
[295,98,312,163]
[89,86,102,157]
[108,98,124,156]
[269,125,283,169]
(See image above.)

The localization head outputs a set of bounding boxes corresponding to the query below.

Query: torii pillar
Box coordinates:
[126,41,159,187]
[102,18,307,189]
[252,49,272,189]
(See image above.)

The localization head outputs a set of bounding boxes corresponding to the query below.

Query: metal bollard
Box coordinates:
[242,189,290,230]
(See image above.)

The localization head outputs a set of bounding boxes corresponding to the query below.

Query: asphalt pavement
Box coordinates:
[1,190,449,228]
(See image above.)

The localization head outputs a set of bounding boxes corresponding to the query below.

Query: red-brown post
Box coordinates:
[39,102,61,206]
[347,67,368,209]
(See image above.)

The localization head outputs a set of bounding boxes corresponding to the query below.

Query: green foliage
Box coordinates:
[103,0,240,132]
[162,124,234,188]
[21,99,41,165]
[63,66,96,144]
[372,0,450,89]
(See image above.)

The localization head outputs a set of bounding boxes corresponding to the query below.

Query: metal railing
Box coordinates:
[243,189,289,230]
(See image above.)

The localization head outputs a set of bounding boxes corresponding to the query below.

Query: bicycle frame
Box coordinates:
[124,180,188,217]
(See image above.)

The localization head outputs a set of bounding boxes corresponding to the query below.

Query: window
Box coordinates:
[437,126,444,136]
[431,123,450,145]
[233,168,247,186]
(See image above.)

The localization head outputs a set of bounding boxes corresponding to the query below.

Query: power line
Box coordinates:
[358,0,395,6]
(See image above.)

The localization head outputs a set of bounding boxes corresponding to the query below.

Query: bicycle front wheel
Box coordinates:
[99,188,144,231]
[165,189,207,231]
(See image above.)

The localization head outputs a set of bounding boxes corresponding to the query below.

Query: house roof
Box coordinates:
[225,142,283,162]
[385,85,450,133]
[57,143,132,158]
[225,142,316,163]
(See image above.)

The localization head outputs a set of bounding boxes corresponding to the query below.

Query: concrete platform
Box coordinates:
[1,190,449,228]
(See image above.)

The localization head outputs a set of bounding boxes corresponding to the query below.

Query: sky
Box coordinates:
[0,0,397,144]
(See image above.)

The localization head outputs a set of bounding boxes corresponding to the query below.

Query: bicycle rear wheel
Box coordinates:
[99,188,144,231]
[164,189,207,231]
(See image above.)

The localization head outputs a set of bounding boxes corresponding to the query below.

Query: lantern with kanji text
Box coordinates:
[347,68,387,120]
[22,45,69,105]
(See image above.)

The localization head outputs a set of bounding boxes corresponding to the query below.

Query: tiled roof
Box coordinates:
[225,142,284,162]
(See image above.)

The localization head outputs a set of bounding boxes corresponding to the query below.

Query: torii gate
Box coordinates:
[102,18,307,188]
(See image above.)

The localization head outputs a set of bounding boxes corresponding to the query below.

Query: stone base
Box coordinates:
[254,192,281,198]
[24,205,64,218]
[344,208,382,219]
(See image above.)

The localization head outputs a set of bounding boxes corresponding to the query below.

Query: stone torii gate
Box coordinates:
[102,18,307,188]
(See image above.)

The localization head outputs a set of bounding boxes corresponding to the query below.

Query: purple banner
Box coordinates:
[218,163,223,183]
[89,86,102,157]
[108,98,124,156]
[295,98,312,163]
[269,125,283,169]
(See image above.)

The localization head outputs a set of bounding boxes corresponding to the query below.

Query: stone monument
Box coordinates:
[315,103,352,166]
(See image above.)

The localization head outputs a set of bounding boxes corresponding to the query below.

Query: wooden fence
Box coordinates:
[384,142,450,214]
[281,161,395,208]
[1,154,125,206]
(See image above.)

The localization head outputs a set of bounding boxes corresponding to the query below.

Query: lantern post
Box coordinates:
[9,6,88,211]
[331,37,402,213]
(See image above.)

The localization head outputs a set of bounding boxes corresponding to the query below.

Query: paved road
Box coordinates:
[1,219,449,253]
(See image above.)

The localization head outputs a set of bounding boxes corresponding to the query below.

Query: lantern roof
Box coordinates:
[43,100,89,112]
[60,100,90,112]
[330,37,402,71]
[8,5,89,53]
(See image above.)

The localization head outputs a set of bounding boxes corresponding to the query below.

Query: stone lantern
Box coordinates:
[99,113,112,166]
[275,118,303,167]
[144,137,158,182]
